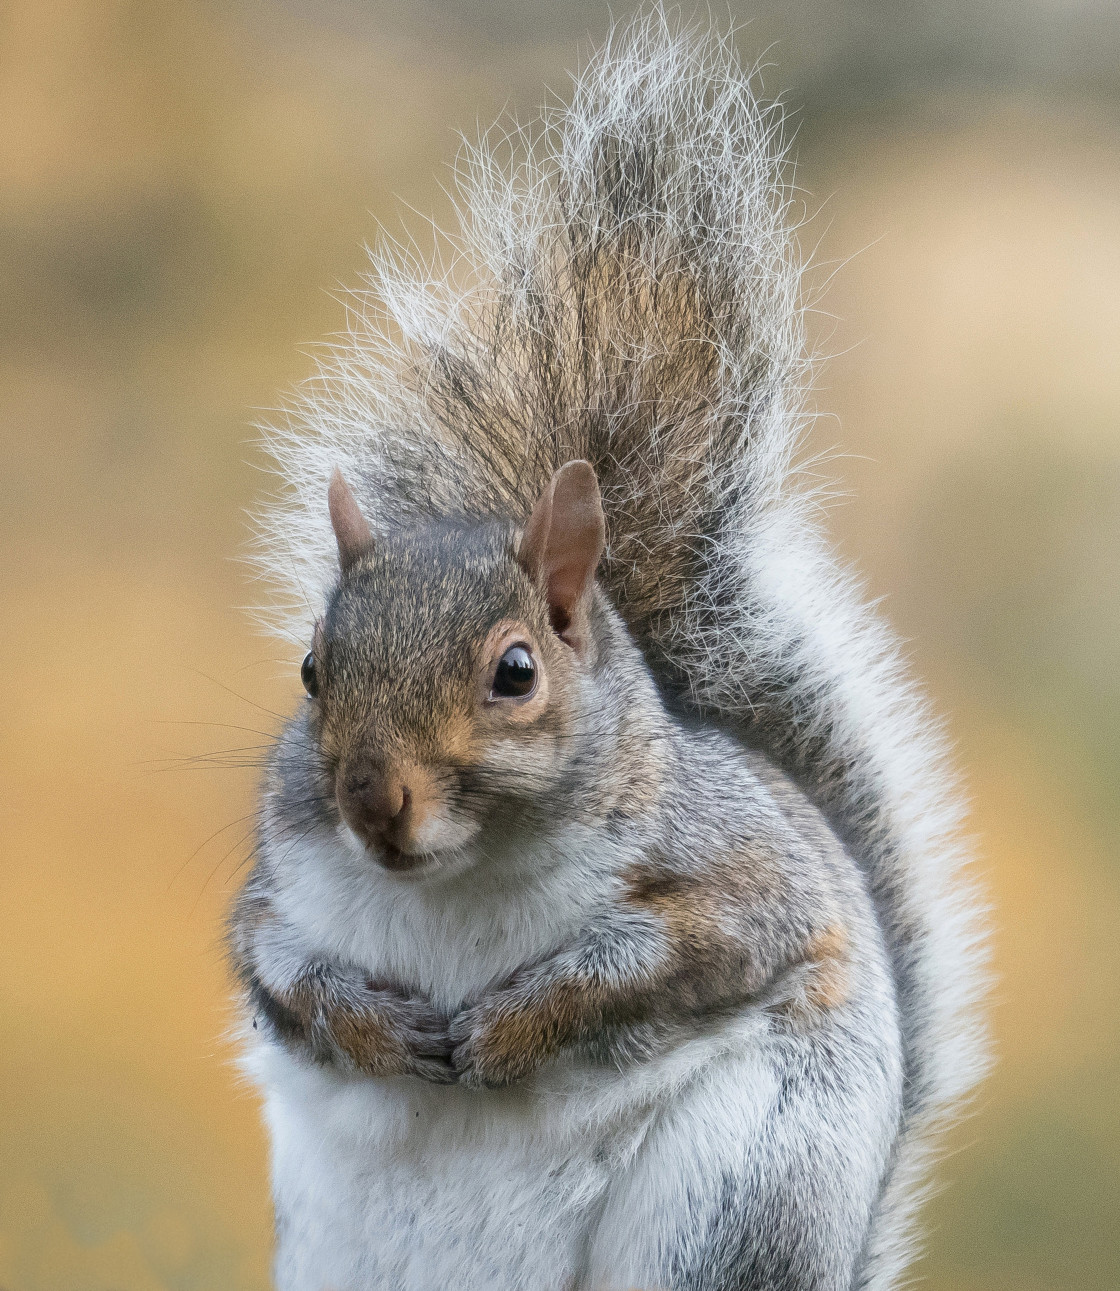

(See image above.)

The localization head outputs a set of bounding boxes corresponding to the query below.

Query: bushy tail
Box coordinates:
[255,12,987,1286]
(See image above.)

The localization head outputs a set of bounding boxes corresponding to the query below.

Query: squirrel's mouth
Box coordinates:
[336,817,481,880]
[375,842,428,873]
[337,826,452,879]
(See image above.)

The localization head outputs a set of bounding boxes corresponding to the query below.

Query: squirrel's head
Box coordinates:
[294,461,627,880]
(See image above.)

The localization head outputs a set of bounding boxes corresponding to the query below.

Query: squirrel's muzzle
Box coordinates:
[336,759,423,869]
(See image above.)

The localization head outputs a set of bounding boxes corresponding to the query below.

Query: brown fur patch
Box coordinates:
[624,869,725,958]
[623,841,854,1030]
[622,851,782,1002]
[283,976,409,1076]
[466,978,605,1084]
[802,923,851,1012]
[437,709,480,763]
[329,1006,406,1075]
[771,921,852,1027]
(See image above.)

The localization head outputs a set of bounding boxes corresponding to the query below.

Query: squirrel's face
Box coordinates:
[297,463,608,880]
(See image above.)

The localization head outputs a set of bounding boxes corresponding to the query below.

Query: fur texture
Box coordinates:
[245,11,988,1287]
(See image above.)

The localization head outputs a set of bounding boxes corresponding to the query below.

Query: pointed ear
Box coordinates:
[328,469,374,573]
[518,460,605,646]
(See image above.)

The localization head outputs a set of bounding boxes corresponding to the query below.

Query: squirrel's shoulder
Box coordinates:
[641,719,871,913]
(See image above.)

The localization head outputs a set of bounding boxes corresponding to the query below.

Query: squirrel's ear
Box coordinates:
[518,460,605,646]
[328,469,374,573]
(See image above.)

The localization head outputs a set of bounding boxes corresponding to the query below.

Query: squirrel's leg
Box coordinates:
[581,967,904,1291]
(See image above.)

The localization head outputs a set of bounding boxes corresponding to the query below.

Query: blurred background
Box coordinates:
[1,2,1118,1288]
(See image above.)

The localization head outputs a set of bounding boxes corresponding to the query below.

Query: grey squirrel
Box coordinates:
[229,14,987,1291]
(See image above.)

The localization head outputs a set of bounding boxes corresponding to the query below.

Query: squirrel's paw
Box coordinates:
[334,981,455,1084]
[448,998,544,1089]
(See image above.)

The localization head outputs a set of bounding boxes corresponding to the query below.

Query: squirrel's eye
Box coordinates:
[300,652,319,699]
[491,644,536,699]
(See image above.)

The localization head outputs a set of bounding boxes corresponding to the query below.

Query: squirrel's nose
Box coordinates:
[339,766,412,846]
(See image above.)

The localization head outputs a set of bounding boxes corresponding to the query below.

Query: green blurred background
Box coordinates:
[1,2,1118,1288]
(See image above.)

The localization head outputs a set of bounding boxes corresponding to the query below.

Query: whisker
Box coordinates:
[193,823,261,914]
[187,667,294,724]
[170,811,258,893]
[150,718,317,751]
[267,817,332,871]
[143,753,273,773]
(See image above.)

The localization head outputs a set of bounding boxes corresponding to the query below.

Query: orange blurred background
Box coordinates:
[1,3,1118,1288]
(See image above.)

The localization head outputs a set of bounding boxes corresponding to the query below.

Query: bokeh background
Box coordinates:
[2,2,1118,1288]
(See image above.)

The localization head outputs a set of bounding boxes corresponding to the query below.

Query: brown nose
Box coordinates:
[337,764,413,854]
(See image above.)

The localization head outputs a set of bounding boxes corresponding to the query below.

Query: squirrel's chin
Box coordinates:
[375,842,431,875]
[374,845,481,883]
[336,821,481,881]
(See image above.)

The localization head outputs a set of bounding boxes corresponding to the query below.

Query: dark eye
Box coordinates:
[491,643,536,699]
[300,651,319,698]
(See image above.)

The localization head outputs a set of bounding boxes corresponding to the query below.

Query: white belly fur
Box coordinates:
[248,832,897,1289]
[244,1011,776,1291]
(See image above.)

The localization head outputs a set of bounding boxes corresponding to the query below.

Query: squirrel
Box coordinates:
[229,13,987,1291]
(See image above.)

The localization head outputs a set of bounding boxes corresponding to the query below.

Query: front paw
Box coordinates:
[359,985,455,1083]
[449,999,544,1090]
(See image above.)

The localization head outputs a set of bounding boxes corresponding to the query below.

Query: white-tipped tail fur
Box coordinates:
[251,11,988,1285]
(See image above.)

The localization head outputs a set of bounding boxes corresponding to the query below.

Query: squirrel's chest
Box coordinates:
[273,829,619,1008]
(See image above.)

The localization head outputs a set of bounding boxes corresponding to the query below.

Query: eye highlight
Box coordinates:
[300,652,319,699]
[491,643,536,699]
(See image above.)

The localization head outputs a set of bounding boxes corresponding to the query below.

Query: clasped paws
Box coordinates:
[448,994,550,1089]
